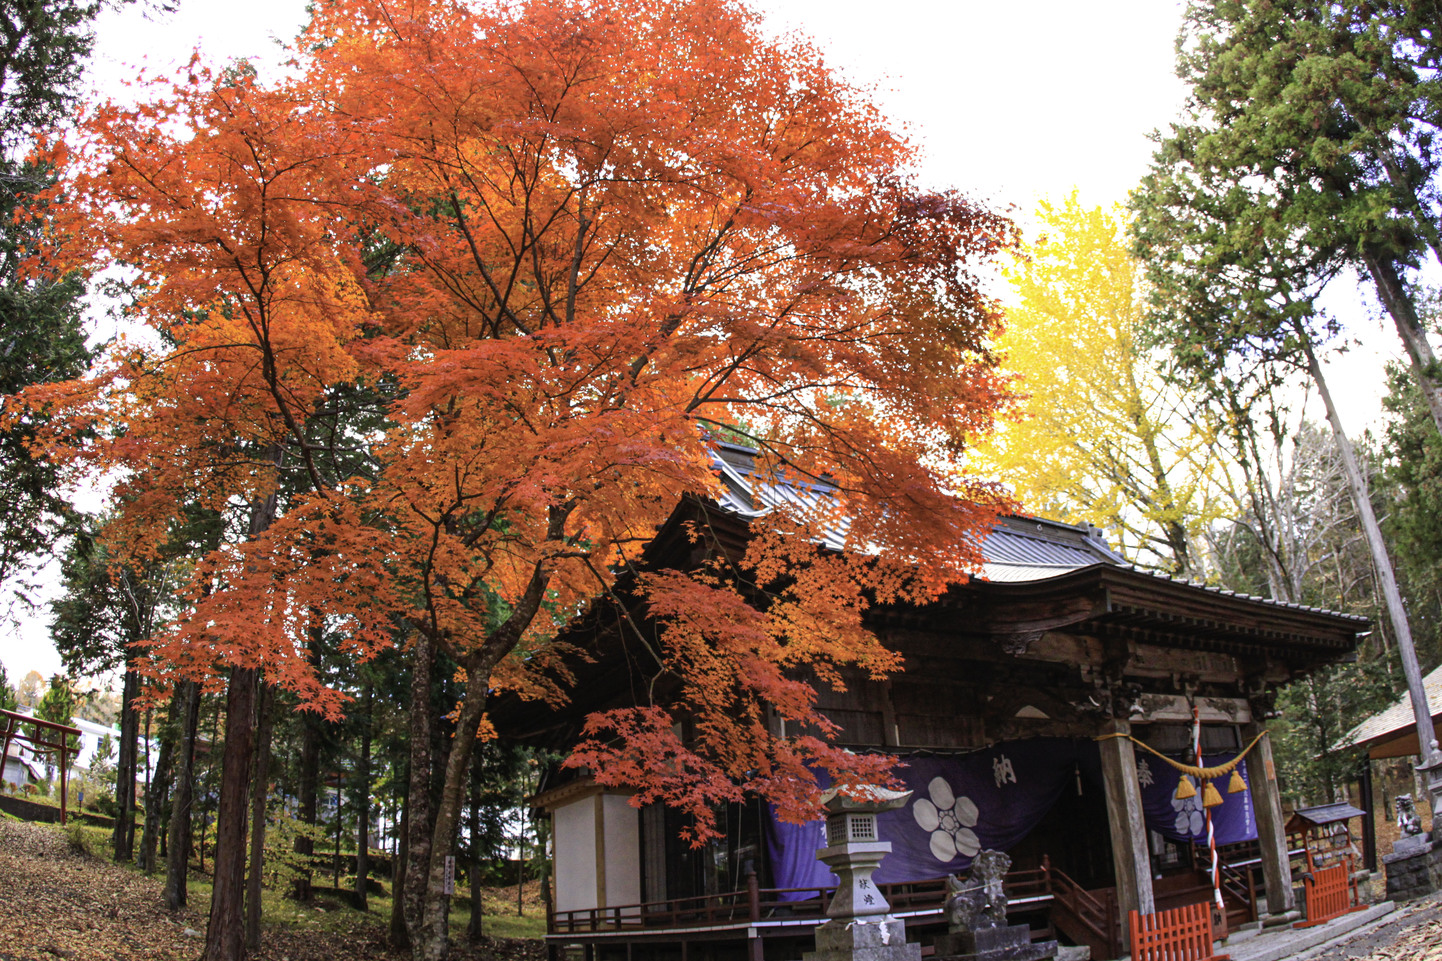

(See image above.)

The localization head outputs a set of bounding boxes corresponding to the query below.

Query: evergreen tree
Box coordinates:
[0,662,17,712]
[0,0,161,599]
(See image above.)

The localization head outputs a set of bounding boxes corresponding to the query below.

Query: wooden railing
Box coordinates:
[1042,856,1118,958]
[549,867,1055,936]
[1129,903,1229,961]
[1216,860,1258,922]
[1297,858,1355,929]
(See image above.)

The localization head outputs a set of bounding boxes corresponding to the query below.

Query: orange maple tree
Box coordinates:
[20,1,1017,958]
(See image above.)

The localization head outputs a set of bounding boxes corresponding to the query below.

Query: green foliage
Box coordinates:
[1132,0,1442,426]
[1272,655,1397,805]
[0,162,91,601]
[35,675,76,727]
[29,675,80,775]
[49,518,186,676]
[265,809,331,891]
[0,662,16,713]
[0,0,174,599]
[0,0,114,599]
[1382,363,1442,669]
[64,818,96,856]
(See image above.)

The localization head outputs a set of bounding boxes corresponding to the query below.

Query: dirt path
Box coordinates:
[0,819,544,961]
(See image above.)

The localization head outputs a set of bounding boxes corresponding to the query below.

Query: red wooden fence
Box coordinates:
[1129,902,1229,961]
[1296,859,1357,929]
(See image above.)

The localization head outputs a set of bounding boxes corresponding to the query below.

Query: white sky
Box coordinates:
[0,0,1411,682]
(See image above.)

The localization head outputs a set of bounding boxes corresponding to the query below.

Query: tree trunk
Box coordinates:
[1301,332,1442,779]
[201,666,259,961]
[389,789,411,950]
[537,815,551,924]
[291,710,322,902]
[165,680,201,910]
[334,776,343,888]
[245,682,275,950]
[141,710,176,874]
[416,674,490,961]
[202,470,279,961]
[515,808,525,917]
[113,667,140,862]
[403,636,436,946]
[356,684,373,912]
[466,766,483,943]
[1359,247,1442,439]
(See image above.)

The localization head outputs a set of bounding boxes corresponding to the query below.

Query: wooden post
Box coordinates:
[1098,719,1154,923]
[1,713,16,788]
[59,737,70,826]
[1359,761,1377,872]
[1242,722,1295,915]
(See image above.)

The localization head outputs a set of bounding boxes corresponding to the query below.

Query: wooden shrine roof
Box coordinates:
[1285,803,1366,832]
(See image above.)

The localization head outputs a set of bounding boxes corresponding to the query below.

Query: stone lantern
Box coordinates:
[803,786,920,961]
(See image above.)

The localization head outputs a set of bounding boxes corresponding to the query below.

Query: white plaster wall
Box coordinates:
[602,794,641,908]
[552,798,598,913]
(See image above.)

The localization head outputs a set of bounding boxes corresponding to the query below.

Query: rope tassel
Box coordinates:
[1202,779,1224,808]
[1228,769,1246,794]
[1175,775,1197,801]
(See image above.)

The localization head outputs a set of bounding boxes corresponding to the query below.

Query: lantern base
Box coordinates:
[804,916,921,961]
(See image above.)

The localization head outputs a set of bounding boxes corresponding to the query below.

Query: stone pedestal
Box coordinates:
[932,923,1056,961]
[931,851,1057,961]
[805,917,922,961]
[1382,836,1442,901]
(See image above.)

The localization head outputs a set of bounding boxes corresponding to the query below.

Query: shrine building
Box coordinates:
[496,443,1369,961]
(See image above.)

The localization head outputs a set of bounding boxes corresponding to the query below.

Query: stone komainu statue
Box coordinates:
[944,849,1011,932]
[1397,794,1423,836]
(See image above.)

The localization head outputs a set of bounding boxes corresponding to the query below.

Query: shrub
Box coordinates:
[64,820,93,856]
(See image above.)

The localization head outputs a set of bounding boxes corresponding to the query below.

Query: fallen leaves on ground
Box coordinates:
[1305,891,1442,961]
[0,819,547,961]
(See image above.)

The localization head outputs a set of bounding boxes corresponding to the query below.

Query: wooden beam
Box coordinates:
[1132,694,1252,725]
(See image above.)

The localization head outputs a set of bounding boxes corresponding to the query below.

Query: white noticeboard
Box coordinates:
[444,855,455,895]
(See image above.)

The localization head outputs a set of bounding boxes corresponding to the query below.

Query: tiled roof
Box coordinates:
[1336,663,1442,750]
[707,444,1368,632]
[710,443,1123,582]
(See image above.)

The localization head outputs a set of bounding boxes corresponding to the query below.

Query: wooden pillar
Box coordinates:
[1098,719,1154,920]
[1242,722,1295,915]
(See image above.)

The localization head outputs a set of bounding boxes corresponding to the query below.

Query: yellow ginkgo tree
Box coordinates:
[976,195,1230,577]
